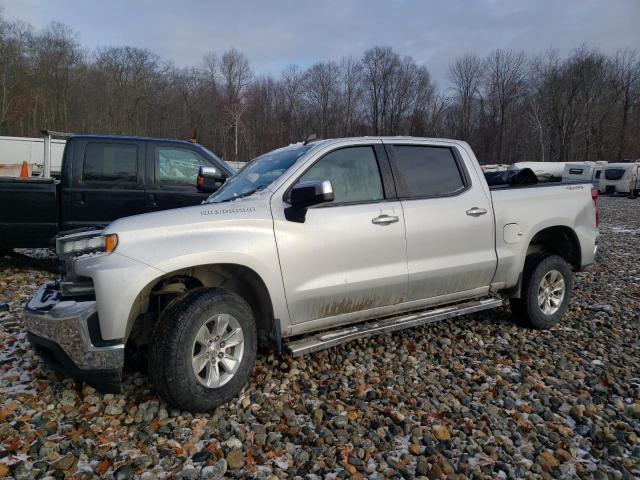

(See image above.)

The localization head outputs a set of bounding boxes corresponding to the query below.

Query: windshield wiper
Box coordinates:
[215,186,264,203]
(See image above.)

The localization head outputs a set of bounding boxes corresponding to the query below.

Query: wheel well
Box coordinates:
[129,264,275,349]
[526,226,581,269]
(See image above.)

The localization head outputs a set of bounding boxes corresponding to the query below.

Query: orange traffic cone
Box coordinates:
[20,161,29,178]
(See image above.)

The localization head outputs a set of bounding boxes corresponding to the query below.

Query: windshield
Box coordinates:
[605,168,625,180]
[206,144,313,203]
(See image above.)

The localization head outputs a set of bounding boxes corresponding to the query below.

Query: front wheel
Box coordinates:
[148,288,257,411]
[510,254,573,329]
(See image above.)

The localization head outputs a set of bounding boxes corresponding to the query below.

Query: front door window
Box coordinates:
[155,147,211,186]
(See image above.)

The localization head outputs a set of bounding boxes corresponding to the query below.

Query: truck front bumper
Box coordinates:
[25,282,124,392]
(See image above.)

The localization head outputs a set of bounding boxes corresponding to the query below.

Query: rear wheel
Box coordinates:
[148,288,256,411]
[510,254,573,329]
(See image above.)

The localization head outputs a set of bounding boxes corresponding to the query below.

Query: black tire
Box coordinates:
[509,254,573,329]
[148,288,257,411]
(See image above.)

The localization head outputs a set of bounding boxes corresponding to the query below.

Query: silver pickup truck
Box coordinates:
[25,137,600,411]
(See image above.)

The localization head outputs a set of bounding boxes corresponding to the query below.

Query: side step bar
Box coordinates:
[285,298,503,357]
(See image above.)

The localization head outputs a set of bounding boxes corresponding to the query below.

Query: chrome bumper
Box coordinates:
[25,283,125,371]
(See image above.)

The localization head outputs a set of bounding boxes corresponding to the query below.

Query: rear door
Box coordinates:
[66,139,146,229]
[272,142,408,325]
[384,141,496,302]
[145,142,227,211]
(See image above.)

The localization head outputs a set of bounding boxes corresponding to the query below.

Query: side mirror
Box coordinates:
[285,180,334,222]
[197,166,226,193]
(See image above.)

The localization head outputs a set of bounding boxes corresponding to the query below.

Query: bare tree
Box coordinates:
[338,56,363,136]
[448,53,483,140]
[613,50,640,160]
[361,47,399,134]
[92,46,162,134]
[219,48,251,162]
[304,61,339,138]
[280,64,306,142]
[484,49,527,162]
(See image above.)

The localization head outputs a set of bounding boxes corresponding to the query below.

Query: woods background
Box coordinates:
[1,13,639,165]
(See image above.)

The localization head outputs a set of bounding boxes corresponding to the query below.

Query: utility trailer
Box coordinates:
[0,134,66,177]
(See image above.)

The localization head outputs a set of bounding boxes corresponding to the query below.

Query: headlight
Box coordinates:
[57,232,118,257]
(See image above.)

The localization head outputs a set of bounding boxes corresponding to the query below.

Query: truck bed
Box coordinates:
[490,181,597,291]
[488,180,584,190]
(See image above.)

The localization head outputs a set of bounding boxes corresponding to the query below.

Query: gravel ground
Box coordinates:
[0,196,639,480]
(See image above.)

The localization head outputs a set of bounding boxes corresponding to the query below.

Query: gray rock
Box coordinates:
[114,465,134,480]
[178,464,199,480]
[200,459,227,479]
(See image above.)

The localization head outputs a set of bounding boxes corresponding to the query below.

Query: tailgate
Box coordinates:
[0,177,59,248]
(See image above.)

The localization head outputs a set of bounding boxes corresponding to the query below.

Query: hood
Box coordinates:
[103,191,272,237]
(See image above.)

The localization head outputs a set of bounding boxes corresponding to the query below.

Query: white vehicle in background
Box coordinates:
[562,162,606,192]
[481,164,509,173]
[0,135,66,177]
[603,163,640,196]
[511,162,566,182]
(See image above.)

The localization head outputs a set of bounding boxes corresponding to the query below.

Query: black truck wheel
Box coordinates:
[148,288,257,411]
[509,254,573,329]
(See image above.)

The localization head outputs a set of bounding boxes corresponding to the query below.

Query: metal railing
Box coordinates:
[41,130,74,178]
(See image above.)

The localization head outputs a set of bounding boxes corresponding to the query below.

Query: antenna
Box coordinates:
[303,133,317,145]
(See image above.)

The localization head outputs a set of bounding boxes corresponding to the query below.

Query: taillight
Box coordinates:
[591,188,600,227]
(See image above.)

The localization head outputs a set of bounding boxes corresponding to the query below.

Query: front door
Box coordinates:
[385,142,497,301]
[273,143,408,325]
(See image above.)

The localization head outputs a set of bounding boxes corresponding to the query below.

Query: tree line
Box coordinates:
[1,14,639,164]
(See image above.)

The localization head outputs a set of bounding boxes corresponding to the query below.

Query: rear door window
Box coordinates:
[83,143,138,182]
[391,145,466,198]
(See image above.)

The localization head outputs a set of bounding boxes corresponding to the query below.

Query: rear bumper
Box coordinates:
[24,283,124,392]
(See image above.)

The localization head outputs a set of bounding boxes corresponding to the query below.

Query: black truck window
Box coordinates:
[83,143,138,182]
[392,145,466,198]
[155,146,210,185]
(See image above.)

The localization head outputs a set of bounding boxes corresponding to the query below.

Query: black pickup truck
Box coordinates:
[0,135,233,251]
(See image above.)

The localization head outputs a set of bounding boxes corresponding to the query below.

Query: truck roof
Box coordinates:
[68,134,197,145]
[308,136,464,147]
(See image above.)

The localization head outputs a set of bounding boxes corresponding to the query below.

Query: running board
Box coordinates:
[285,298,503,357]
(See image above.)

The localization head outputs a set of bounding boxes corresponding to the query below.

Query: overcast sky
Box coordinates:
[1,0,639,86]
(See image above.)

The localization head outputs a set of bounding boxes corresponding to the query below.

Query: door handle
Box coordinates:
[466,207,487,217]
[372,214,399,225]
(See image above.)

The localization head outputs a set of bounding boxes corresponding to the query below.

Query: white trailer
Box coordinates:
[0,135,66,176]
[562,162,606,192]
[603,162,640,195]
[481,164,510,173]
